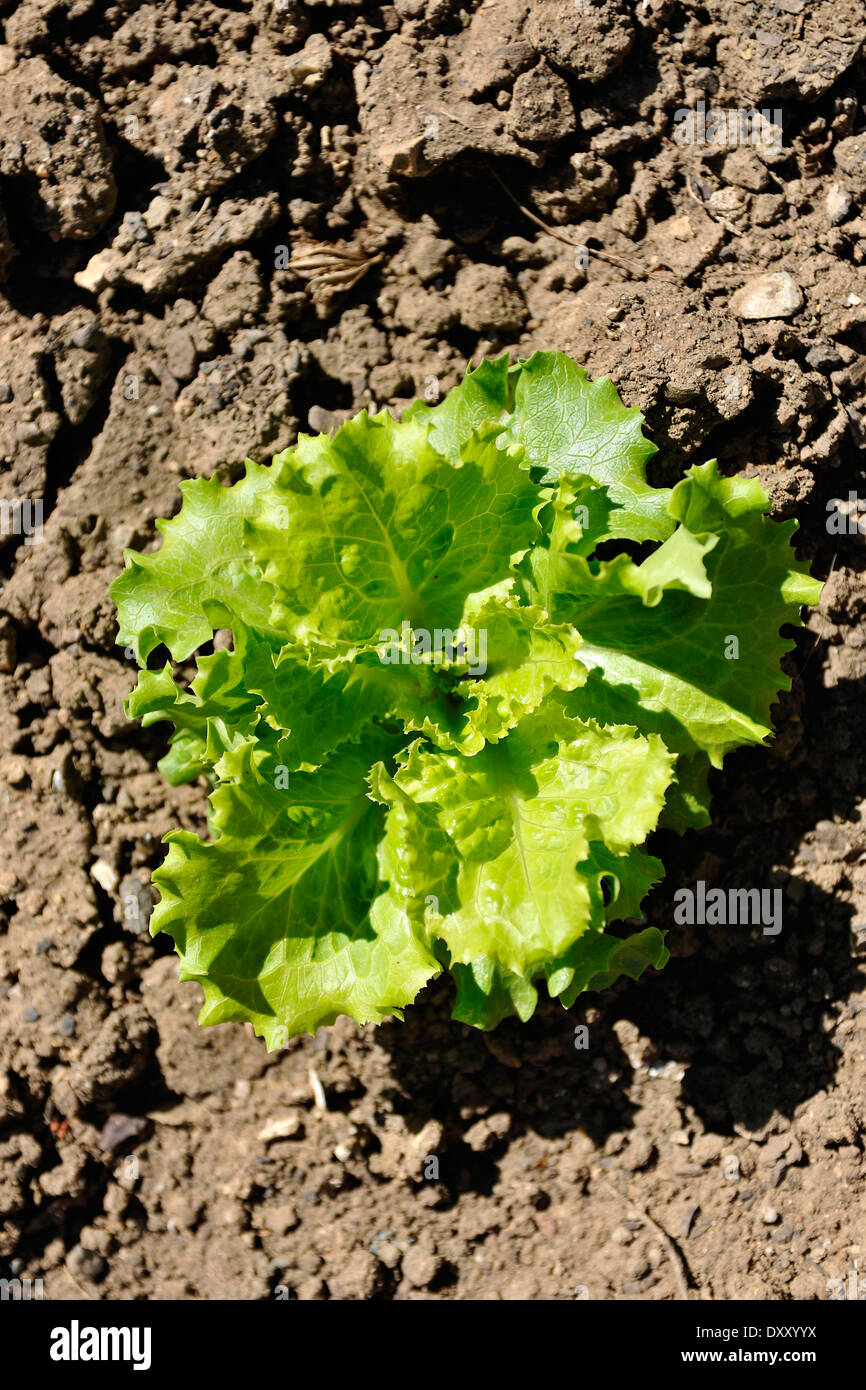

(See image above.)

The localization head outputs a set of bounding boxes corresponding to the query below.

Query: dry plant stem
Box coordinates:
[309,1067,328,1112]
[484,161,646,276]
[188,195,212,230]
[597,1175,694,1300]
[289,238,383,296]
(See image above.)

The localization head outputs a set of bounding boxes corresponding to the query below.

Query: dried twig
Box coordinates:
[597,1174,694,1301]
[308,1066,328,1112]
[484,161,646,277]
[187,195,212,230]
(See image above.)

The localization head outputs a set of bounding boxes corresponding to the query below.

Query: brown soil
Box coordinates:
[1,0,866,1302]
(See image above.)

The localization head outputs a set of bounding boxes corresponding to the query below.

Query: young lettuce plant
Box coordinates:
[111,351,821,1046]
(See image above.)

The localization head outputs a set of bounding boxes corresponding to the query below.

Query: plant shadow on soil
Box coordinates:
[374,622,866,1192]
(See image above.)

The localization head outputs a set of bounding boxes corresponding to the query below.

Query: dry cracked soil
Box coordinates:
[1,0,866,1302]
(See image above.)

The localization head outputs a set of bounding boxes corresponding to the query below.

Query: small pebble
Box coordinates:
[825,183,851,225]
[91,859,118,893]
[144,195,173,229]
[59,1015,75,1038]
[611,1223,634,1245]
[761,1205,780,1225]
[71,323,98,350]
[17,421,45,444]
[258,1113,303,1143]
[402,1240,442,1290]
[22,1006,39,1022]
[730,271,803,321]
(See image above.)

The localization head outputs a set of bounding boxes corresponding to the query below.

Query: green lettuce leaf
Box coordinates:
[113,464,285,663]
[546,461,822,763]
[379,708,674,975]
[247,413,540,643]
[412,351,672,543]
[111,350,822,1044]
[151,731,439,1044]
[451,842,667,1030]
